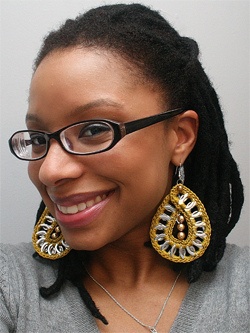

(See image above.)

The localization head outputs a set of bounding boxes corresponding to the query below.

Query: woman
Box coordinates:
[1,3,248,333]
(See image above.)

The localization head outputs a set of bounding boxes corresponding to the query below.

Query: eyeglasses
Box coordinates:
[9,107,185,161]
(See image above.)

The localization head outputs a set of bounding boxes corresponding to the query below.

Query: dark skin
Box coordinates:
[27,48,198,332]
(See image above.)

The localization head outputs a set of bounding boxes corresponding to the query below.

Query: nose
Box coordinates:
[38,140,84,187]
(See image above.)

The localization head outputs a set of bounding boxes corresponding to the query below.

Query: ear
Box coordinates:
[171,110,198,166]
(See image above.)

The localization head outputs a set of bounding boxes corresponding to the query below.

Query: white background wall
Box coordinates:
[0,0,249,246]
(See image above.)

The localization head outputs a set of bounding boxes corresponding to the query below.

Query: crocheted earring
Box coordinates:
[150,165,211,263]
[32,207,71,260]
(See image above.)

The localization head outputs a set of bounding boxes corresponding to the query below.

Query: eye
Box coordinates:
[61,121,114,153]
[78,122,111,138]
[29,133,47,146]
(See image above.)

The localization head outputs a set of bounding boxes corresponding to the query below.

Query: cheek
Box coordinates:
[28,161,53,211]
[28,161,42,190]
[99,130,175,202]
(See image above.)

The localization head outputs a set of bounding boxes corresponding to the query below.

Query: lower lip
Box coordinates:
[54,194,113,229]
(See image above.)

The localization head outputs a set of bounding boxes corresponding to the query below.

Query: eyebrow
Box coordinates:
[25,98,124,124]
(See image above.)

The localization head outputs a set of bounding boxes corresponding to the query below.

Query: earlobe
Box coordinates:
[171,110,199,166]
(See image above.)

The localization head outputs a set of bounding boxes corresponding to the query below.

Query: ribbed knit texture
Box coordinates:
[0,243,249,332]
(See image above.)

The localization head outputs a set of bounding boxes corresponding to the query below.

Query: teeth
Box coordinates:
[67,205,78,214]
[78,202,87,211]
[95,196,102,203]
[86,199,95,208]
[57,194,107,215]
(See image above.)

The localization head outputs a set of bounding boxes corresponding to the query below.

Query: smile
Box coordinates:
[57,194,107,215]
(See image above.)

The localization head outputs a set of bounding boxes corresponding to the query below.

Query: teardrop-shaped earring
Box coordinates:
[32,207,71,260]
[150,165,211,263]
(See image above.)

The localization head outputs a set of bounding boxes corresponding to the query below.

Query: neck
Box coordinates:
[85,237,175,287]
[83,226,188,333]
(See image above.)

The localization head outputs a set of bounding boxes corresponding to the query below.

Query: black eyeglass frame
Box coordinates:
[9,107,186,161]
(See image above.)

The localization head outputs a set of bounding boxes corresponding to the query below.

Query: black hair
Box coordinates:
[33,3,244,325]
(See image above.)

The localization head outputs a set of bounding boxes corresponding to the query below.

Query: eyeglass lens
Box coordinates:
[10,121,114,160]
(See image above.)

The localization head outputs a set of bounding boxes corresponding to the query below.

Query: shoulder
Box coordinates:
[223,242,249,262]
[1,242,35,277]
[0,243,98,333]
[0,242,58,289]
[172,244,249,333]
[218,243,249,282]
[0,243,54,331]
[0,242,57,274]
[221,243,249,265]
[0,242,57,308]
[196,244,249,331]
[201,244,249,302]
[0,242,58,300]
[1,242,37,264]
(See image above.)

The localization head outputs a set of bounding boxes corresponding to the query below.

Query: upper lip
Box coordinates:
[48,190,114,207]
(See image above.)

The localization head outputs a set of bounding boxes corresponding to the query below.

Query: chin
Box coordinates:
[64,235,108,252]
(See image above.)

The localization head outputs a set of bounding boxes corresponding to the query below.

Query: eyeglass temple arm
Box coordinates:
[123,108,186,135]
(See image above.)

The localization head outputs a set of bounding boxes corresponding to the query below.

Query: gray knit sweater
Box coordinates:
[0,243,249,333]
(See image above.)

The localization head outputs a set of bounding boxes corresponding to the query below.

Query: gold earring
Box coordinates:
[32,207,71,260]
[150,165,211,263]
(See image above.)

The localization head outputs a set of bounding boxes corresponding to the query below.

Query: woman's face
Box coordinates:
[27,48,179,250]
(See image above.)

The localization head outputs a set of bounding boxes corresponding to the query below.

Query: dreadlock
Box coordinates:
[32,3,244,325]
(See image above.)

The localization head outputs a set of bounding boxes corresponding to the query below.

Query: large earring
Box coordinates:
[32,207,71,260]
[150,165,211,263]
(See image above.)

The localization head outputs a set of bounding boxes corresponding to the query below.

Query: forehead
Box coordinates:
[29,49,134,112]
[30,47,164,100]
[32,47,143,88]
[27,48,166,129]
